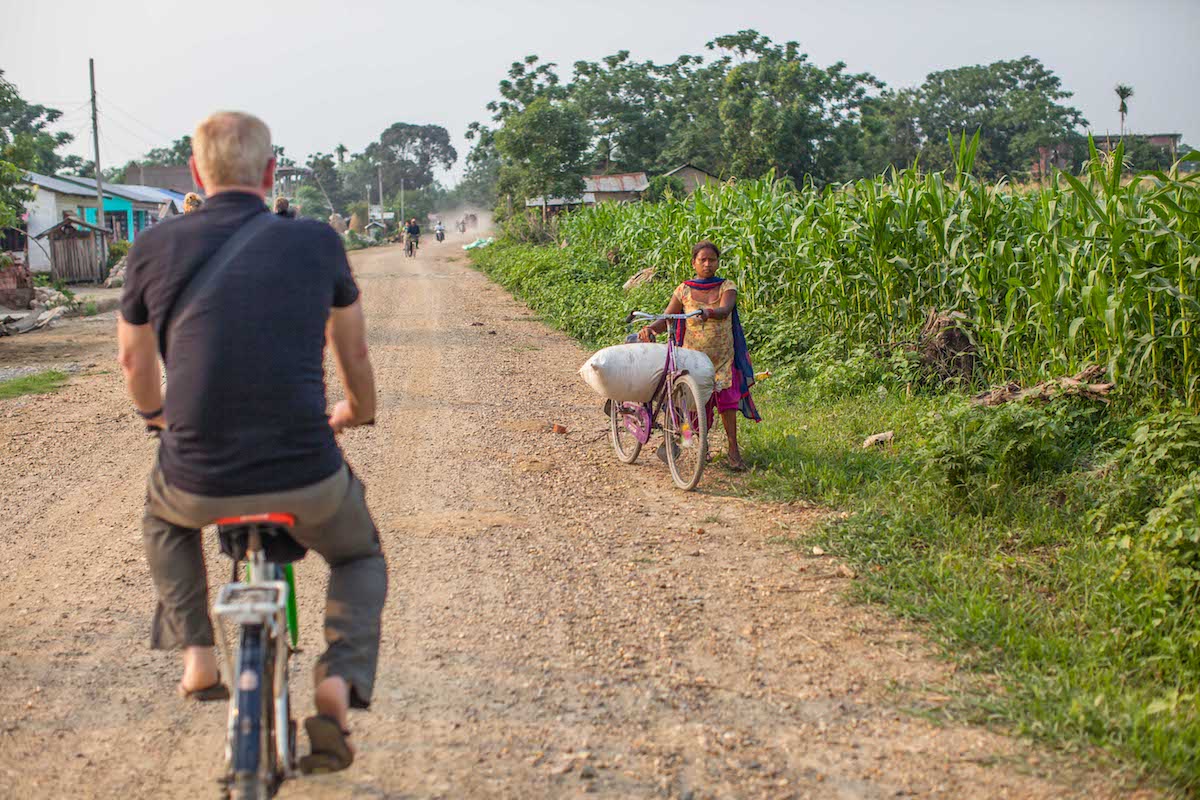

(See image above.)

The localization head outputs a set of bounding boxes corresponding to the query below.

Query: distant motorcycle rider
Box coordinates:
[434,220,445,242]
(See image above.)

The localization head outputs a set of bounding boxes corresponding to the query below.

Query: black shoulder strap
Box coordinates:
[159,211,274,359]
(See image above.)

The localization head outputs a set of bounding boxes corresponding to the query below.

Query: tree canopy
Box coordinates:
[0,70,83,175]
[466,33,1104,208]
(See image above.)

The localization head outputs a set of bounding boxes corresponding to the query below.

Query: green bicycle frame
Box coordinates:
[246,561,300,648]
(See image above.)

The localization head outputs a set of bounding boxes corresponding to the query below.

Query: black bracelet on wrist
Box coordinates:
[135,407,163,420]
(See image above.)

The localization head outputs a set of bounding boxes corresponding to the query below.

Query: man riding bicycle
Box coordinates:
[405,218,420,255]
[117,110,386,775]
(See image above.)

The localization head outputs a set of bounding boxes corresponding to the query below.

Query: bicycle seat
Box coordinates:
[217,513,306,564]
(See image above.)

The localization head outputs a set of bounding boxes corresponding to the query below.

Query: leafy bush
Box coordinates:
[106,239,131,269]
[503,211,560,245]
[1141,475,1200,586]
[644,175,686,203]
[918,399,1106,511]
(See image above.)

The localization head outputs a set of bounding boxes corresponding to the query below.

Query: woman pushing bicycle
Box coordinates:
[638,240,761,470]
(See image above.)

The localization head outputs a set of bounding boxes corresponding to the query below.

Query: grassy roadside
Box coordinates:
[470,240,1200,793]
[0,370,70,400]
[742,385,1196,792]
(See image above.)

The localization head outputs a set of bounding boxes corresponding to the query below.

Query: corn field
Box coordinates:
[563,137,1200,407]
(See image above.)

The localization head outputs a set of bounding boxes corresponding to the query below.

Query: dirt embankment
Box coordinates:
[0,228,1134,798]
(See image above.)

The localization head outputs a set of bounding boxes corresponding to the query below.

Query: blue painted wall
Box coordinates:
[81,197,135,241]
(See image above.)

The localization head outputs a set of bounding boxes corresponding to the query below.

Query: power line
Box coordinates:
[96,90,175,143]
[98,108,162,153]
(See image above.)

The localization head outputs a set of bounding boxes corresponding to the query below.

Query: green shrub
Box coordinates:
[106,239,131,269]
[917,399,1104,511]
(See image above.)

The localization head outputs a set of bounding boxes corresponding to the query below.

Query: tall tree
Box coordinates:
[712,31,880,185]
[364,123,457,190]
[141,136,193,166]
[494,97,590,216]
[0,159,32,233]
[0,70,82,174]
[907,57,1087,179]
[1115,84,1134,137]
[570,51,671,174]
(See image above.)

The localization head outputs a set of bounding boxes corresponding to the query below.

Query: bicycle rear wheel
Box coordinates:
[664,374,707,491]
[609,401,643,464]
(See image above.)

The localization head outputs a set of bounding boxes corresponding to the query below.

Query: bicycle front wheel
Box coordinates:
[664,374,708,491]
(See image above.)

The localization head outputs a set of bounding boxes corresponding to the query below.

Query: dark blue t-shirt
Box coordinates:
[122,191,360,496]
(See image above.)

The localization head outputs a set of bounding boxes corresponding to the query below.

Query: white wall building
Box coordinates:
[21,172,104,272]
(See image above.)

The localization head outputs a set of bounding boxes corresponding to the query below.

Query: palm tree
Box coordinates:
[1115,85,1134,138]
[335,143,348,165]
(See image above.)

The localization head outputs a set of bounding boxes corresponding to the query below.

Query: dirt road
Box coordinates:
[0,235,1128,798]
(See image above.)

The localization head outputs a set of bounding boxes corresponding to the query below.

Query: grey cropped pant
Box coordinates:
[142,462,387,708]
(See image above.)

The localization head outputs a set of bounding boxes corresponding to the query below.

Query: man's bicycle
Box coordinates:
[213,513,303,800]
[608,310,708,491]
[405,234,419,258]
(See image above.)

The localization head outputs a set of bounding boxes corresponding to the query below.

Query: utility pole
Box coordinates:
[89,58,109,278]
[89,59,106,233]
[376,164,384,223]
[400,178,405,223]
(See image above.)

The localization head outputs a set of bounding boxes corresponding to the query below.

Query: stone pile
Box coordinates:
[33,285,75,309]
[104,257,127,288]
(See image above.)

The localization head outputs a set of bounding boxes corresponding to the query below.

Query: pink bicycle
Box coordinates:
[609,310,708,491]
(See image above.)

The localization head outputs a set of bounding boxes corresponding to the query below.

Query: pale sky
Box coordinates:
[4,0,1198,184]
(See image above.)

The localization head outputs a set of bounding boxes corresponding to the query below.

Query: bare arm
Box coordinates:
[326,298,376,431]
[638,294,686,341]
[117,316,164,428]
[700,288,738,321]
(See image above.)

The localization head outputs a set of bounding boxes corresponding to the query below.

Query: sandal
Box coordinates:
[177,676,229,702]
[299,714,354,774]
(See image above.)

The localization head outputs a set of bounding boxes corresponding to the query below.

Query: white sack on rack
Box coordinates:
[580,343,715,405]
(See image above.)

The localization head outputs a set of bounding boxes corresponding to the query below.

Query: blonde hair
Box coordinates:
[192,111,273,188]
[183,192,203,213]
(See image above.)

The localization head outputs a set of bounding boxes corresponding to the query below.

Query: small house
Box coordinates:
[662,164,718,194]
[19,171,105,272]
[526,171,650,214]
[364,220,388,241]
[54,175,167,241]
[33,215,112,284]
[121,163,198,194]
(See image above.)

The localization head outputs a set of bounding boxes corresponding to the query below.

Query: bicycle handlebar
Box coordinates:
[627,310,703,323]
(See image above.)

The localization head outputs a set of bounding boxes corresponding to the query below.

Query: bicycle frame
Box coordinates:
[618,311,702,443]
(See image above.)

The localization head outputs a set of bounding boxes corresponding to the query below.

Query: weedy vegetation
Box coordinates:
[0,370,70,400]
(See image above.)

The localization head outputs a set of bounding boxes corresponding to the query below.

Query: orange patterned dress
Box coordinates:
[672,280,738,391]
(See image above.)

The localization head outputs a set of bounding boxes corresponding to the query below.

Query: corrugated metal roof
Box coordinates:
[54,175,165,204]
[525,193,596,207]
[127,185,184,204]
[663,163,717,179]
[584,172,649,193]
[23,171,104,197]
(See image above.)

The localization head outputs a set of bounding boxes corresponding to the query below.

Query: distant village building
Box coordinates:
[364,220,388,241]
[14,172,104,272]
[526,171,650,213]
[1094,132,1183,160]
[53,176,180,241]
[122,163,199,195]
[33,216,112,284]
[662,164,718,194]
[1034,132,1188,179]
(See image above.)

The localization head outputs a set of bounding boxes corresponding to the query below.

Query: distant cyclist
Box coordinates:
[118,110,386,775]
[405,218,421,256]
